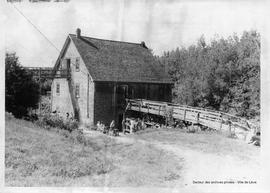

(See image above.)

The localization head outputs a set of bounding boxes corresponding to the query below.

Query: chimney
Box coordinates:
[140,41,147,48]
[76,28,81,38]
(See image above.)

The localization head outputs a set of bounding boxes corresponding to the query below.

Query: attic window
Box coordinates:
[75,83,80,98]
[56,83,60,95]
[75,57,80,71]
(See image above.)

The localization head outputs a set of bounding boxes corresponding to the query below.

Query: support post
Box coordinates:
[113,83,117,122]
[38,67,41,116]
[228,120,232,135]
[219,114,223,130]
[87,74,89,118]
[122,112,126,134]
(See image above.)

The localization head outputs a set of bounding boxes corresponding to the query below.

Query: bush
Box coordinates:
[42,114,65,128]
[5,112,14,120]
[38,113,79,132]
[63,118,79,132]
[23,113,38,122]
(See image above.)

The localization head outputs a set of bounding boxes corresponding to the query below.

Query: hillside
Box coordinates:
[5,113,260,188]
[5,114,183,186]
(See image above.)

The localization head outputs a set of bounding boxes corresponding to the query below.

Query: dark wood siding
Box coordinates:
[94,82,114,125]
[94,82,172,126]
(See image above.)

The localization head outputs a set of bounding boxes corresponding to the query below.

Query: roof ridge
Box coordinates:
[69,33,143,46]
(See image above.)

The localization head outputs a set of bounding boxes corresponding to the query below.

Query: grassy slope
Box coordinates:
[5,115,183,187]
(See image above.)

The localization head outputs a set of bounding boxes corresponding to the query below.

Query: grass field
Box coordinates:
[5,114,183,187]
[5,113,260,187]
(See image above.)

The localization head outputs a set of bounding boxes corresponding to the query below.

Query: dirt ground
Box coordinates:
[84,127,260,188]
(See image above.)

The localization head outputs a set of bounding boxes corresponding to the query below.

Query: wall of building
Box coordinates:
[94,82,114,126]
[94,82,172,127]
[51,78,74,118]
[51,39,95,125]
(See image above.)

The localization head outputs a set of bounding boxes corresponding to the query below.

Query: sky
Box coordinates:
[4,0,265,67]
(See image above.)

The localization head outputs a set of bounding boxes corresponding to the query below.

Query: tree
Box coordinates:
[5,52,40,118]
[158,30,260,120]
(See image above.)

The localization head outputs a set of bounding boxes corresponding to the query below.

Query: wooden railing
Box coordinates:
[54,69,71,79]
[24,67,70,79]
[126,99,258,132]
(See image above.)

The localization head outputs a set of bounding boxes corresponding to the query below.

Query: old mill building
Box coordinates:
[51,29,172,128]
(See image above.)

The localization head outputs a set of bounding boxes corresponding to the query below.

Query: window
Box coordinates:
[66,58,71,69]
[75,57,80,71]
[75,83,80,98]
[61,58,70,69]
[56,83,60,95]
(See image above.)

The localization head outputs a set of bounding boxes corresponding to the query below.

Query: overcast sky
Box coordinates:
[4,0,265,67]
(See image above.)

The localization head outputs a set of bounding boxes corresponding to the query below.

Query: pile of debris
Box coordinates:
[122,117,163,134]
[94,117,162,136]
[96,120,119,136]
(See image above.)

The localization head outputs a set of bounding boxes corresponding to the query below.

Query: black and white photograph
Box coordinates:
[1,0,270,192]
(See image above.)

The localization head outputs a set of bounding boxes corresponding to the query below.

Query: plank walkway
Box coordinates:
[126,99,257,133]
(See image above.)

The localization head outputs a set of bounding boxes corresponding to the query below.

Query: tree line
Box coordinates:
[158,30,260,120]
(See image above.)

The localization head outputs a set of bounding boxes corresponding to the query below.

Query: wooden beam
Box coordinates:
[113,83,117,122]
[87,74,90,118]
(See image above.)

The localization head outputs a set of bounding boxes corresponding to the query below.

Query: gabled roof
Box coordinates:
[55,33,172,84]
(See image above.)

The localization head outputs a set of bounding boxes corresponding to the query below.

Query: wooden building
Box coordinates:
[51,28,172,127]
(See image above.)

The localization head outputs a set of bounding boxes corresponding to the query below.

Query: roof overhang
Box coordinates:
[52,36,71,77]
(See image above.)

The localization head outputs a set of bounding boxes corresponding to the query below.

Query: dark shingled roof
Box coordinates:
[68,34,172,84]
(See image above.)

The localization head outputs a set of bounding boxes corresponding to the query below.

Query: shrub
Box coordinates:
[5,112,14,120]
[63,118,79,132]
[38,113,79,132]
[23,113,38,122]
[48,115,65,128]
